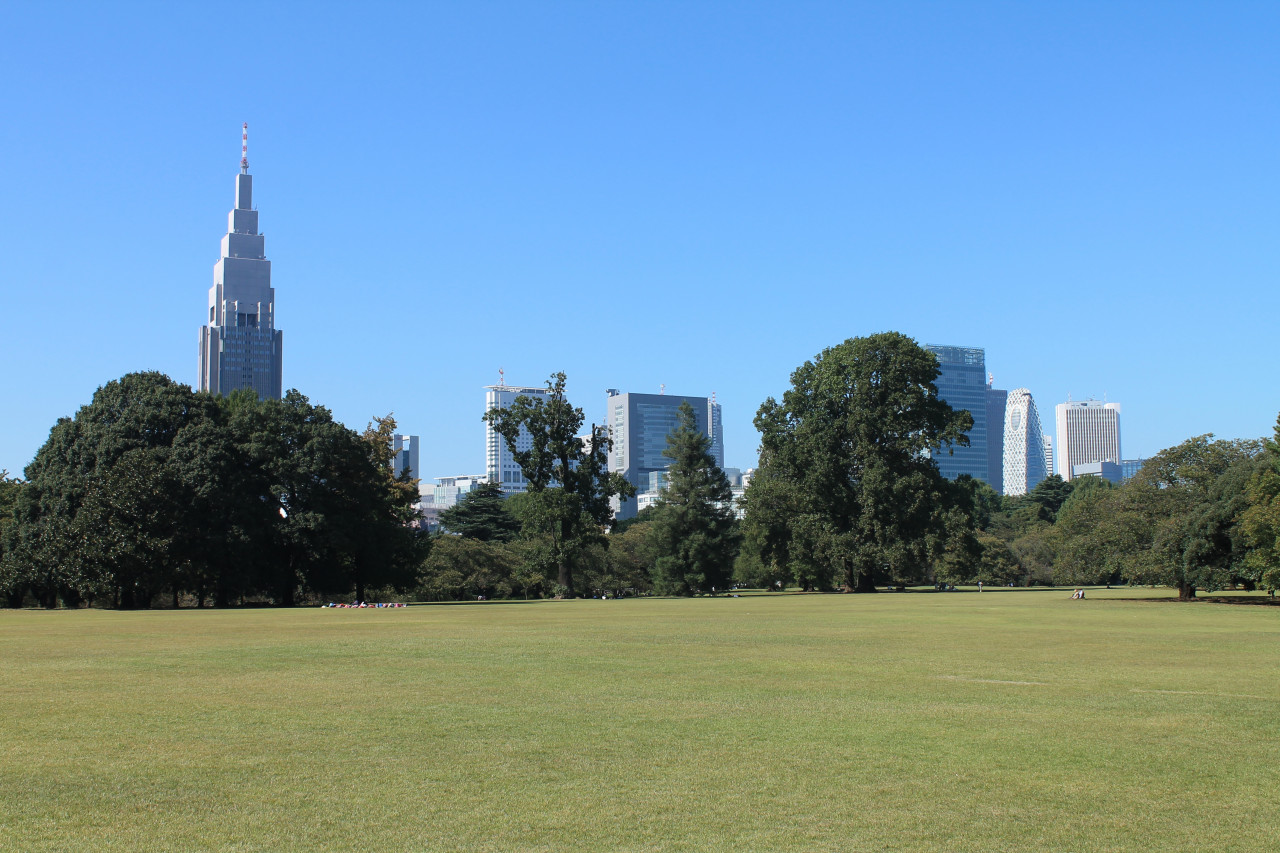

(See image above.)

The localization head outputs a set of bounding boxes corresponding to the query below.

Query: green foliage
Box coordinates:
[415,536,522,600]
[482,372,634,595]
[647,402,740,595]
[439,481,520,542]
[747,333,973,591]
[1241,415,1280,590]
[1025,474,1073,518]
[0,372,426,608]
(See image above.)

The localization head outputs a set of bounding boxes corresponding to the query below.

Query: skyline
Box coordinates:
[3,3,1278,479]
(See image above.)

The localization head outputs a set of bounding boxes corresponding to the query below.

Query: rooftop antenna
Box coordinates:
[240,122,249,173]
[498,367,504,387]
[988,372,994,389]
[660,383,665,395]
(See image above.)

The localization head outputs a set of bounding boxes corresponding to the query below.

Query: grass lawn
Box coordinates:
[2,588,1278,852]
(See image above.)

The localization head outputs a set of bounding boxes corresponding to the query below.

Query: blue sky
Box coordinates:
[2,2,1277,480]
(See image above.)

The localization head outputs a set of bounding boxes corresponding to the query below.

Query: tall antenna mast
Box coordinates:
[498,367,504,387]
[240,122,249,173]
[660,383,665,395]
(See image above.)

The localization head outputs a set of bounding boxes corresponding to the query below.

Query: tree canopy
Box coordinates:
[648,401,740,595]
[482,372,633,595]
[745,333,972,591]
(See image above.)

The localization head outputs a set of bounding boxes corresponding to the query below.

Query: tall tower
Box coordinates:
[1002,388,1049,496]
[925,344,990,484]
[485,381,553,494]
[1054,400,1121,481]
[198,124,283,399]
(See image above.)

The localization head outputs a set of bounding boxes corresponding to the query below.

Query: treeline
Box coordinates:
[0,373,424,608]
[6,337,1280,607]
[729,334,1280,599]
[421,390,740,600]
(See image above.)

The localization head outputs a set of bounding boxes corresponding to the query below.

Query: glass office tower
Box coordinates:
[924,345,989,484]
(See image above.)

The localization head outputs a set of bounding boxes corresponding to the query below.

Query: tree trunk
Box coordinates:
[172,589,180,609]
[1178,582,1197,601]
[356,579,366,602]
[5,588,23,609]
[557,518,573,595]
[854,572,878,593]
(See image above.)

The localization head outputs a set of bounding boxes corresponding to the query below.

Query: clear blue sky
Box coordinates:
[2,2,1277,480]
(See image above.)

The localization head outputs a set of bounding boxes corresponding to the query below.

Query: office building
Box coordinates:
[1002,388,1049,496]
[391,435,420,482]
[1055,400,1121,482]
[485,382,553,494]
[198,124,283,398]
[925,345,989,484]
[607,389,724,520]
[1044,435,1055,478]
[986,382,1007,494]
[1121,458,1146,482]
[1073,461,1123,484]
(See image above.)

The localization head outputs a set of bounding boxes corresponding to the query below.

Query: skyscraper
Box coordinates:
[606,389,724,520]
[925,345,989,484]
[391,434,420,482]
[1002,388,1049,496]
[198,125,283,399]
[986,381,1007,495]
[1055,400,1121,482]
[485,382,552,495]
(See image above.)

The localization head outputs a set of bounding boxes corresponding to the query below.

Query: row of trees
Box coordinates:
[0,373,423,608]
[6,335,1278,606]
[728,333,1280,599]
[417,383,740,599]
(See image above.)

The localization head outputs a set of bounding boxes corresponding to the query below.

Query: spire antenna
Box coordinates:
[240,122,249,173]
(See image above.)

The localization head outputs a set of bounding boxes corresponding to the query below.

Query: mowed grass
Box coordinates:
[2,590,1279,852]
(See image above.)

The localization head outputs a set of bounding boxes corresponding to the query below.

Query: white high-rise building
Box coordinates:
[1055,400,1121,482]
[1002,389,1049,496]
[1043,435,1054,478]
[198,124,283,399]
[485,382,552,494]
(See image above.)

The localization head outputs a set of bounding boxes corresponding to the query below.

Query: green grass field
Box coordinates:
[3,589,1278,852]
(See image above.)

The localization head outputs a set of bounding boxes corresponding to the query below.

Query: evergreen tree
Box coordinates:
[439,481,520,542]
[648,402,740,595]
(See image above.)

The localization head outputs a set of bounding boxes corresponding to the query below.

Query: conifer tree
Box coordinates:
[649,401,740,595]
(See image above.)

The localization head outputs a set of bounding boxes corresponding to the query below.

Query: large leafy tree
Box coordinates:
[746,333,972,592]
[648,401,740,595]
[1100,436,1263,599]
[1242,414,1280,591]
[482,372,634,595]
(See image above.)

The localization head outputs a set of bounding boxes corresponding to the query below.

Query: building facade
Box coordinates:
[925,345,990,484]
[986,384,1008,494]
[391,435,420,482]
[606,390,724,520]
[1002,388,1049,496]
[485,383,552,494]
[1044,435,1055,478]
[1054,400,1122,482]
[198,132,283,399]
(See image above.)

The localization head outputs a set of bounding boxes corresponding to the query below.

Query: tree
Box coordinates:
[1083,436,1263,599]
[482,372,634,595]
[1241,414,1280,591]
[648,401,740,595]
[1024,475,1073,519]
[439,481,520,542]
[0,472,25,607]
[747,333,972,591]
[415,536,520,600]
